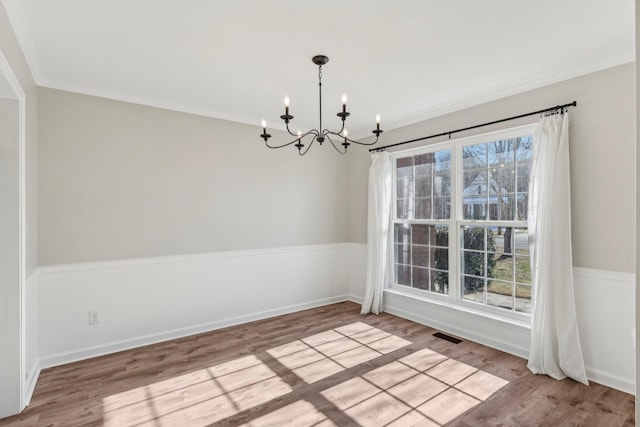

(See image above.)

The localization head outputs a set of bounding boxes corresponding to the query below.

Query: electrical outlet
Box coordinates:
[88,310,101,325]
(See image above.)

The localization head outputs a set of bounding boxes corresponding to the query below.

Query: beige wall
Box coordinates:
[348,62,636,274]
[38,88,349,265]
[37,63,636,272]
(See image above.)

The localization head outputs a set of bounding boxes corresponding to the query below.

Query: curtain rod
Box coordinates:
[369,101,577,152]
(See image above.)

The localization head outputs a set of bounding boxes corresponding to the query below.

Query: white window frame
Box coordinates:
[389,124,537,324]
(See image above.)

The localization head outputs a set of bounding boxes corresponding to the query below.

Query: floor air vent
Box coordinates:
[433,332,462,344]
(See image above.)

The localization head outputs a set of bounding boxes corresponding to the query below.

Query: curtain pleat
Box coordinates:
[361,152,392,315]
[527,112,588,385]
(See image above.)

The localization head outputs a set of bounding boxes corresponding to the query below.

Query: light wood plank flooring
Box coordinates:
[0,302,634,426]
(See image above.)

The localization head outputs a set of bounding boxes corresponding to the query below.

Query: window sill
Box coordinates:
[384,287,531,331]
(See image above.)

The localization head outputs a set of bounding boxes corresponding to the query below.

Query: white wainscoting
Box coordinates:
[346,244,636,394]
[38,244,352,368]
[346,243,367,302]
[33,243,636,396]
[24,271,40,407]
[573,267,636,394]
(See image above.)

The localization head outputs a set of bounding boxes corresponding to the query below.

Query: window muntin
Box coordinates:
[392,128,534,317]
[393,148,452,295]
[393,223,449,293]
[462,137,532,221]
[460,225,531,313]
[396,150,451,220]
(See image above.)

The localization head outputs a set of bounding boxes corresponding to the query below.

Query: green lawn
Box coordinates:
[487,250,531,298]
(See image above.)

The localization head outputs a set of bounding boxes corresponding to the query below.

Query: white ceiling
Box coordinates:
[2,0,635,138]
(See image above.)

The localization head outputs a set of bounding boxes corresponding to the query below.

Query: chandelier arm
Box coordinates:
[264,138,301,149]
[349,136,380,146]
[297,135,317,156]
[325,134,347,155]
[325,130,344,139]
[325,131,380,146]
[284,121,298,137]
[284,120,320,139]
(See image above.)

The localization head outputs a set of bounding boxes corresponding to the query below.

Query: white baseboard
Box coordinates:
[586,367,635,395]
[40,294,349,368]
[22,363,40,407]
[347,294,364,304]
[383,299,530,359]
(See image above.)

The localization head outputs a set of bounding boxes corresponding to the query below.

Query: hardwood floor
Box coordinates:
[0,302,634,426]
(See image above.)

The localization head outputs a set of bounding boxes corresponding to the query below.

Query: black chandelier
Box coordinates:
[260,55,383,156]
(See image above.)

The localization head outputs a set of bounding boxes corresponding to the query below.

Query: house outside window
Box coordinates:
[391,125,535,319]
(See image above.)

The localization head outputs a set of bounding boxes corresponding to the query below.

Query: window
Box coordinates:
[392,126,534,317]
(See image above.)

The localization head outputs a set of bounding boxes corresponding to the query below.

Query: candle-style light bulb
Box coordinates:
[341,93,347,113]
[261,119,266,133]
[294,130,304,152]
[343,129,348,140]
[284,96,290,115]
[375,113,381,131]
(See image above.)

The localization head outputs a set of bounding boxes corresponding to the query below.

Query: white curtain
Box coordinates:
[361,151,392,315]
[527,112,588,385]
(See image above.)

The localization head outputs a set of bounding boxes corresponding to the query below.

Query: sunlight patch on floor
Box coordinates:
[320,347,509,426]
[102,354,292,426]
[240,400,337,427]
[267,321,411,384]
[100,322,506,426]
